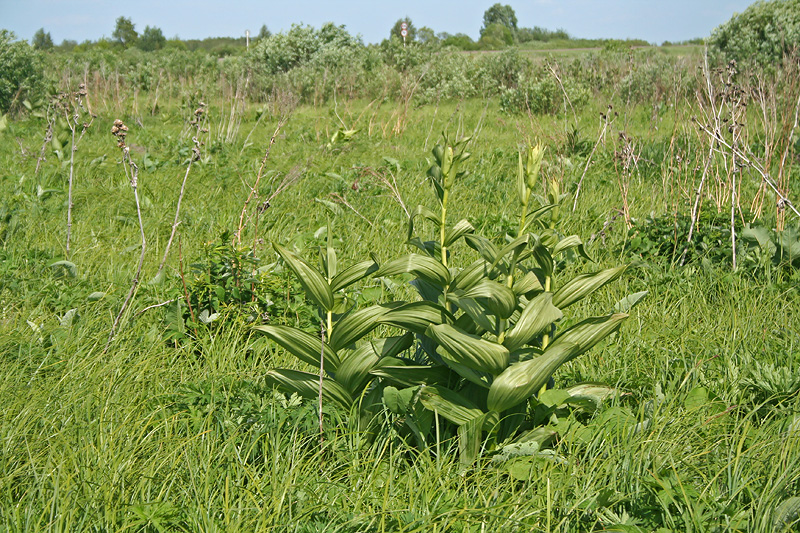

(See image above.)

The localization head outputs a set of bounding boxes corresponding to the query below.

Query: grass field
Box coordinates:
[1,47,799,532]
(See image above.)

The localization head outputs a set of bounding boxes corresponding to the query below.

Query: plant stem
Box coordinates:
[66,123,76,259]
[440,189,449,268]
[105,153,145,353]
[156,138,200,279]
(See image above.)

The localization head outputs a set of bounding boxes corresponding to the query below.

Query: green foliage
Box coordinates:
[0,31,44,113]
[625,212,800,279]
[258,137,632,464]
[249,23,362,75]
[112,16,138,48]
[441,33,479,51]
[478,23,515,50]
[709,0,800,67]
[31,28,53,51]
[482,3,518,34]
[499,70,590,114]
[136,25,166,52]
[175,233,316,337]
[517,26,571,43]
[257,24,271,40]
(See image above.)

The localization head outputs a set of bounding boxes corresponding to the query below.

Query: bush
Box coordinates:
[500,70,590,114]
[249,23,363,76]
[0,31,45,113]
[709,0,800,68]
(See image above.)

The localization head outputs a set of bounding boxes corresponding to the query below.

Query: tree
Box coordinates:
[137,25,166,51]
[112,16,138,48]
[390,17,416,42]
[32,28,53,50]
[478,23,514,49]
[257,25,271,40]
[416,26,437,45]
[482,3,518,34]
[58,39,78,52]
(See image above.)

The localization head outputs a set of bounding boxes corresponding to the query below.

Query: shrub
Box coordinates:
[708,0,800,68]
[0,31,45,113]
[499,71,590,115]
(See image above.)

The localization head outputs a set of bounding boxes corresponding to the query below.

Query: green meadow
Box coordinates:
[1,9,800,531]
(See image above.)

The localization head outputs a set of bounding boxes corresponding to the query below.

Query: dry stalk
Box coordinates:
[235,117,290,245]
[105,119,146,353]
[361,166,410,218]
[614,131,640,228]
[63,84,95,259]
[155,103,207,279]
[34,115,54,176]
[573,105,615,211]
[328,192,375,229]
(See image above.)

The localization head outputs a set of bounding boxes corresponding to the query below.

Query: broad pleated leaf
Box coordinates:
[449,295,496,332]
[462,278,517,319]
[521,204,558,233]
[452,259,493,291]
[322,225,337,279]
[419,385,484,426]
[254,324,340,372]
[378,301,453,335]
[426,323,509,376]
[493,234,531,271]
[49,260,77,278]
[330,259,378,293]
[369,365,452,387]
[504,292,563,352]
[464,234,502,268]
[335,342,380,395]
[328,304,393,351]
[552,235,593,261]
[406,237,439,258]
[374,253,451,286]
[773,496,800,532]
[528,241,553,277]
[444,219,475,247]
[512,270,544,295]
[488,314,627,412]
[548,313,629,363]
[551,265,628,309]
[408,204,442,240]
[371,333,414,359]
[487,342,577,413]
[266,369,352,408]
[274,243,334,311]
[459,412,494,464]
[435,349,493,388]
[613,291,648,313]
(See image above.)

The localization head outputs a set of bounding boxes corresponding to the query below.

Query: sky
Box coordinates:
[0,0,758,46]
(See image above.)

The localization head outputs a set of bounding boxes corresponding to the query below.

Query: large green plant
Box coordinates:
[708,0,800,67]
[257,137,638,462]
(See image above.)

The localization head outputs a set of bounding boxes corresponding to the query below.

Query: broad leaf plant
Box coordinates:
[256,135,641,463]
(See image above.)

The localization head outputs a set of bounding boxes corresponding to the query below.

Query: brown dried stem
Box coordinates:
[105,120,146,353]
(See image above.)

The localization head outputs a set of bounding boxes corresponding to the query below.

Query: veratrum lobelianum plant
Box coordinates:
[256,135,640,463]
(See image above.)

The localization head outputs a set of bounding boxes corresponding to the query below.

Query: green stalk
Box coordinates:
[440,188,449,268]
[538,275,552,397]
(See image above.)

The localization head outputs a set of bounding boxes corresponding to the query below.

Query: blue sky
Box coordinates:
[1,0,757,45]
